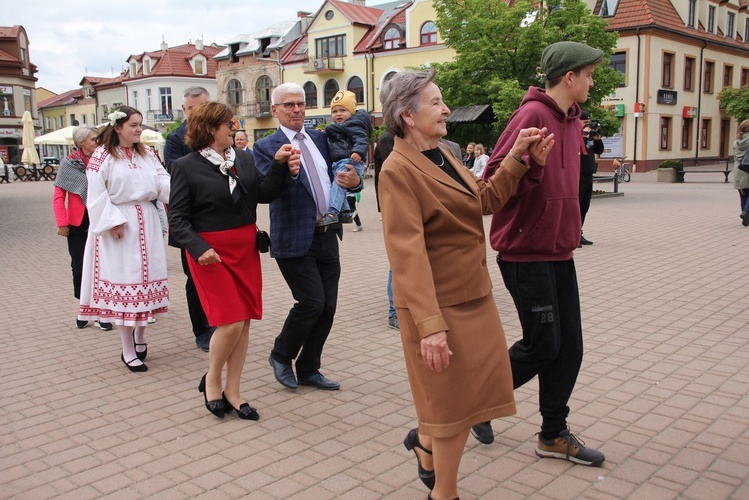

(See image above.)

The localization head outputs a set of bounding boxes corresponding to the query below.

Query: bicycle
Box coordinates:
[612,155,631,183]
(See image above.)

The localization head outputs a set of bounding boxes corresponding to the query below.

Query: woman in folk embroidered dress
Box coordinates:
[78,106,170,372]
[169,102,299,420]
[53,125,112,331]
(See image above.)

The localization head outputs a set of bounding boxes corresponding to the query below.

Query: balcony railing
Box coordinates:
[146,109,184,123]
[229,102,273,118]
[304,57,345,73]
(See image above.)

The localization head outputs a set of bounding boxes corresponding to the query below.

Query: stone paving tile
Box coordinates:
[1,174,748,498]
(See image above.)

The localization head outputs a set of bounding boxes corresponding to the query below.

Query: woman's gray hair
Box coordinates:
[272,82,304,105]
[381,69,436,138]
[72,125,98,148]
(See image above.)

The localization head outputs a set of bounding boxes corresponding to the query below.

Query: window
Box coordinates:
[144,59,151,75]
[745,20,749,45]
[659,117,672,150]
[687,0,696,28]
[195,60,204,75]
[159,87,172,115]
[303,82,318,108]
[681,118,692,150]
[316,35,346,58]
[684,57,695,91]
[132,90,138,109]
[704,62,714,93]
[600,0,620,17]
[227,79,242,107]
[383,27,401,50]
[81,114,87,125]
[256,75,272,109]
[146,89,152,110]
[708,6,716,33]
[724,65,734,88]
[91,113,96,125]
[59,116,64,128]
[130,62,137,77]
[727,12,735,39]
[69,114,76,126]
[662,52,674,88]
[701,119,711,149]
[324,79,340,107]
[742,68,749,87]
[46,117,51,129]
[100,104,108,118]
[20,47,27,65]
[347,76,364,104]
[420,22,437,45]
[609,52,626,86]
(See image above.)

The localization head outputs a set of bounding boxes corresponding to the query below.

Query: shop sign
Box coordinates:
[657,89,677,105]
[682,106,697,118]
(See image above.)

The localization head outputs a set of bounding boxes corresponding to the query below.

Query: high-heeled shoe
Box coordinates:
[132,331,147,361]
[427,495,459,500]
[223,392,259,421]
[121,353,147,372]
[198,373,225,418]
[403,428,435,490]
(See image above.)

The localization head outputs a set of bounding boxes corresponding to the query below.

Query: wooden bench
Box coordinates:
[677,166,731,183]
[592,174,619,193]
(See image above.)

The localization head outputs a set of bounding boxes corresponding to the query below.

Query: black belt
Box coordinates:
[314,223,341,234]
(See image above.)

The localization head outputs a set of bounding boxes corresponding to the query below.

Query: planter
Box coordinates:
[657,168,677,183]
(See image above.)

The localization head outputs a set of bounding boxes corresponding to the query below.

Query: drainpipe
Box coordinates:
[694,39,708,165]
[634,28,641,170]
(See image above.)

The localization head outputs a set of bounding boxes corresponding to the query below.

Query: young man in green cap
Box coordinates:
[475,41,606,466]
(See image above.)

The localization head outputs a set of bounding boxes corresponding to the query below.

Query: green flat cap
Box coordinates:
[541,41,604,80]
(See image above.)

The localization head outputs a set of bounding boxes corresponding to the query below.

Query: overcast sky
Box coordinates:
[6,0,325,94]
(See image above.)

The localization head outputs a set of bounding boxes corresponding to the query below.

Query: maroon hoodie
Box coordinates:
[482,87,585,262]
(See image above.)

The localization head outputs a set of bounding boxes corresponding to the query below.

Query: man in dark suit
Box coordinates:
[254,82,362,391]
[164,86,215,351]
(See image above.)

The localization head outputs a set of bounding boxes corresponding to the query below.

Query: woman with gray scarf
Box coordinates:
[52,126,112,331]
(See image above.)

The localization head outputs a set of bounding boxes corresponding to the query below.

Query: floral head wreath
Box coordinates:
[108,110,127,127]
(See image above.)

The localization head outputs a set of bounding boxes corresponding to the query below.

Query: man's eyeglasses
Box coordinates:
[279,101,307,111]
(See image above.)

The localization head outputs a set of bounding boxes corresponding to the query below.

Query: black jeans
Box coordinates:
[273,230,340,376]
[579,173,593,227]
[180,248,213,338]
[67,212,89,299]
[499,257,583,438]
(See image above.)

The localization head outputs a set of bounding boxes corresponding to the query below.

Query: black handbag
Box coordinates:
[739,152,749,173]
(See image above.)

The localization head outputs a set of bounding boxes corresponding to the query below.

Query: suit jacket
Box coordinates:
[164,121,190,174]
[379,137,527,338]
[254,128,343,258]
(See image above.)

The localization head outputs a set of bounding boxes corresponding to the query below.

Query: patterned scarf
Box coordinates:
[200,147,240,203]
[54,149,89,204]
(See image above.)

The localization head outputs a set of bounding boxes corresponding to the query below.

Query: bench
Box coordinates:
[0,165,9,183]
[592,174,618,193]
[677,167,730,183]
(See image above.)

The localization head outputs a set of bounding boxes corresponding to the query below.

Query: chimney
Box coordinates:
[196,38,204,50]
[297,10,311,18]
[349,0,365,5]
[160,36,168,51]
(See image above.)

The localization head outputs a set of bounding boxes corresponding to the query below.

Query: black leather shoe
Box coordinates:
[133,331,147,361]
[471,421,494,444]
[121,353,147,372]
[76,319,88,329]
[195,330,213,352]
[297,372,340,390]
[580,235,593,245]
[403,428,435,490]
[198,373,225,418]
[223,393,259,421]
[269,355,297,389]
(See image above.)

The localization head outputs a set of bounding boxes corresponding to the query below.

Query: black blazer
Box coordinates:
[168,148,287,260]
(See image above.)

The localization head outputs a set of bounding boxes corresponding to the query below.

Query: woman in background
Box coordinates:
[732,119,749,227]
[53,126,112,331]
[78,106,170,372]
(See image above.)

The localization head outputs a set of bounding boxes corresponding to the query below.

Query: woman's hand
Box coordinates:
[509,127,555,166]
[57,226,69,237]
[109,224,124,240]
[421,331,452,372]
[198,248,221,265]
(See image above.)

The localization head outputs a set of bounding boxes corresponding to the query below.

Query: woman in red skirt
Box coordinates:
[168,102,299,420]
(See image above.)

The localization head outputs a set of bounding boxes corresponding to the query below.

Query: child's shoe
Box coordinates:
[317,212,339,226]
[339,211,354,223]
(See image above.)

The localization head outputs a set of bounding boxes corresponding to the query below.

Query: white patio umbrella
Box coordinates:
[21,111,40,165]
[34,125,77,146]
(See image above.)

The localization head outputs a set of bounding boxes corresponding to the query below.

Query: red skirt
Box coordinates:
[187,224,262,326]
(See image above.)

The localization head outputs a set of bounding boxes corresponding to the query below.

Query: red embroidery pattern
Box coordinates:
[136,205,149,283]
[87,147,110,173]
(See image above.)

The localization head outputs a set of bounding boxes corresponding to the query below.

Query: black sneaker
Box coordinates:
[94,320,113,331]
[76,319,88,329]
[471,421,494,444]
[535,429,605,466]
[580,235,593,245]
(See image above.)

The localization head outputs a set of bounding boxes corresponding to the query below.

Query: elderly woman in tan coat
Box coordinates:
[379,69,554,500]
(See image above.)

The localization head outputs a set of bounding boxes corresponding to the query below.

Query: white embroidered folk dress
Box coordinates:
[78,146,170,326]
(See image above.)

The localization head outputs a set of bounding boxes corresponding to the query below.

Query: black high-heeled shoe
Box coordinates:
[403,428,435,490]
[198,373,225,418]
[132,331,147,361]
[223,392,259,421]
[121,353,147,372]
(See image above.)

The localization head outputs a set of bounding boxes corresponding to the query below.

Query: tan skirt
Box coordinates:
[398,294,516,438]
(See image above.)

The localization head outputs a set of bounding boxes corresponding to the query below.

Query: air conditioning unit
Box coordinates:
[313,58,325,70]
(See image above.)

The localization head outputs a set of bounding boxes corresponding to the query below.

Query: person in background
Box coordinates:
[474,41,606,468]
[373,129,398,330]
[169,101,298,420]
[253,82,362,391]
[165,86,215,351]
[347,192,363,232]
[462,141,476,168]
[53,125,113,331]
[234,130,251,152]
[732,119,749,227]
[78,106,170,372]
[380,69,555,500]
[578,110,604,246]
[470,143,489,178]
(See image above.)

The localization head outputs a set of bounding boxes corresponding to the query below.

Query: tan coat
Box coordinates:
[380,137,527,436]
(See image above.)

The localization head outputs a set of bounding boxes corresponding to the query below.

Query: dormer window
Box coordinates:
[420,22,437,46]
[383,26,401,50]
[195,59,204,75]
[143,58,151,75]
[130,62,137,77]
[600,0,620,17]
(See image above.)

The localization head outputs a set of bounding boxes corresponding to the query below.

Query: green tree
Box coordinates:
[717,86,749,122]
[433,0,621,146]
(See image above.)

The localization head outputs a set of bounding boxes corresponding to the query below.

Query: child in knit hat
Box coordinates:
[319,90,372,226]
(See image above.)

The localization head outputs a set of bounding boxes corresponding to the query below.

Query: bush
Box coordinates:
[658,159,683,170]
